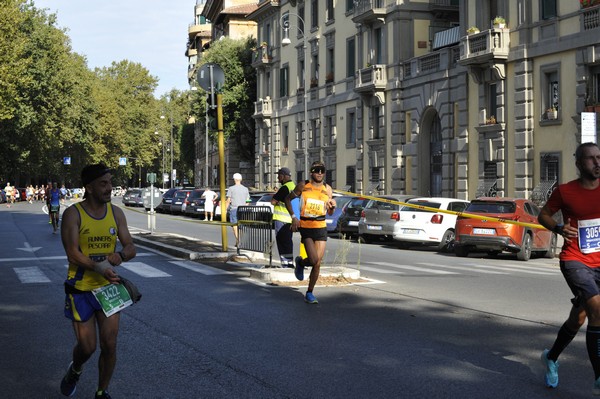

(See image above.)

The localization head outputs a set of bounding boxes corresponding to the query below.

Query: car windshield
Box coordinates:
[258,194,273,202]
[346,198,369,209]
[367,197,399,211]
[174,191,189,198]
[334,196,353,209]
[163,188,178,198]
[188,190,204,199]
[467,201,516,214]
[401,201,441,212]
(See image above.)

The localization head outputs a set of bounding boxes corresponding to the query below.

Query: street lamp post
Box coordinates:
[161,112,174,188]
[281,13,309,179]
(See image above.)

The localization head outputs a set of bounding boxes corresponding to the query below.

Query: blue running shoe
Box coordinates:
[541,349,558,388]
[60,362,81,396]
[294,256,304,281]
[305,292,318,304]
[594,376,600,396]
[95,390,112,399]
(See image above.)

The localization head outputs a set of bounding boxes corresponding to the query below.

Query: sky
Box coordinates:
[33,0,194,97]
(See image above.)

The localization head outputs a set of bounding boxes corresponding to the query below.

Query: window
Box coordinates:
[326,0,334,22]
[541,67,560,117]
[347,38,356,78]
[346,166,356,193]
[371,106,382,139]
[540,153,559,182]
[310,119,320,148]
[347,110,356,145]
[297,121,304,149]
[311,0,318,29]
[374,27,383,64]
[282,123,289,153]
[326,47,334,83]
[279,66,289,98]
[488,83,497,123]
[346,0,354,13]
[325,115,336,145]
[298,5,305,37]
[589,66,600,106]
[541,0,557,20]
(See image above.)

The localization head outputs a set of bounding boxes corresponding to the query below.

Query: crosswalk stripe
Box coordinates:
[170,260,232,275]
[463,262,557,275]
[370,262,457,275]
[121,262,171,278]
[418,262,506,275]
[14,267,51,283]
[359,265,404,274]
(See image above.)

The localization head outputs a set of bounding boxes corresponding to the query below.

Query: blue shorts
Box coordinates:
[64,292,102,322]
[560,260,600,306]
[230,207,239,224]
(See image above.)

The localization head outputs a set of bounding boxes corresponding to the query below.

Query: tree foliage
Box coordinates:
[193,37,256,162]
[0,1,189,187]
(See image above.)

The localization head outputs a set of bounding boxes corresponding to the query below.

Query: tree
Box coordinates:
[194,37,256,162]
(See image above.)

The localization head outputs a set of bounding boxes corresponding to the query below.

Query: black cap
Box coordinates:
[81,163,113,186]
[276,167,291,176]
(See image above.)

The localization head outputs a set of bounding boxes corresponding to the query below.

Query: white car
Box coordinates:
[255,193,275,213]
[392,197,470,252]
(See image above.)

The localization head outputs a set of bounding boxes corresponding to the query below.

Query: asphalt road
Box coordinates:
[0,199,594,398]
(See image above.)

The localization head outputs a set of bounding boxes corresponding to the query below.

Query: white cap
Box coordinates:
[233,173,242,180]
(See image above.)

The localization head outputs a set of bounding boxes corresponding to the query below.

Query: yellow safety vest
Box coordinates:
[272,180,296,223]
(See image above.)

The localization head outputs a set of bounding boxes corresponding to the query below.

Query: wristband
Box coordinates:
[118,251,126,262]
[291,214,297,219]
[553,224,564,235]
[93,259,113,275]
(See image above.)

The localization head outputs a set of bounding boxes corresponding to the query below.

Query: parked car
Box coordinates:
[326,195,354,235]
[337,197,370,239]
[156,187,179,213]
[454,197,557,261]
[0,189,5,203]
[392,197,470,251]
[255,193,275,213]
[122,188,144,207]
[248,191,273,206]
[169,189,193,214]
[182,189,206,218]
[358,195,417,243]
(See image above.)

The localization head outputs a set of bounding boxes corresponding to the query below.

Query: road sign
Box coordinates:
[197,63,225,92]
[63,157,71,165]
[119,157,127,166]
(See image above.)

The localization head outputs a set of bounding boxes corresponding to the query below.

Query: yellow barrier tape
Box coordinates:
[332,189,548,230]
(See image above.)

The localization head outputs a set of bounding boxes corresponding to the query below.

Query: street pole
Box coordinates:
[170,108,174,188]
[205,103,209,187]
[281,13,309,179]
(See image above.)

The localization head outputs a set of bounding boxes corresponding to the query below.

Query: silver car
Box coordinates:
[358,195,416,244]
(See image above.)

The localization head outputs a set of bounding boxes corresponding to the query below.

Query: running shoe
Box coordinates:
[95,391,112,399]
[305,292,318,304]
[541,349,559,388]
[60,362,81,396]
[294,256,304,281]
[594,376,600,396]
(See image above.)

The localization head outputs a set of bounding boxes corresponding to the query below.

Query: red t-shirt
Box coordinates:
[545,179,600,266]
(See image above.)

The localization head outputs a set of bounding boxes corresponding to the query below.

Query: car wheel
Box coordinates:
[438,229,455,252]
[487,250,501,257]
[358,234,372,244]
[455,246,469,257]
[517,234,532,261]
[543,233,558,259]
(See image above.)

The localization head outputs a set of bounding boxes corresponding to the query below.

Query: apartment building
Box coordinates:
[249,0,600,200]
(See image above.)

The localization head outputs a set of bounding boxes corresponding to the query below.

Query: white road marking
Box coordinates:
[370,262,458,275]
[418,262,506,275]
[120,262,171,278]
[13,267,51,283]
[16,242,42,253]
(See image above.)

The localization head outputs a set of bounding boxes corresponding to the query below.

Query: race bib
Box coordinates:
[578,218,600,254]
[304,198,326,218]
[92,284,133,317]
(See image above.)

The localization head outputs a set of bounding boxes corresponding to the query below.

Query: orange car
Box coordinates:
[454,197,557,261]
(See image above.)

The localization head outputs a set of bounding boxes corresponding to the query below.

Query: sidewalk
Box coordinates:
[132,232,362,285]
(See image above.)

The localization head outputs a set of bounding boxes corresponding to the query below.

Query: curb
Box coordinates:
[132,234,230,261]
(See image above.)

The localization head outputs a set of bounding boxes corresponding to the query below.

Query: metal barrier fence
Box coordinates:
[236,206,273,267]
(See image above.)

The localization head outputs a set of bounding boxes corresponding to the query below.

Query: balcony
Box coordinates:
[253,97,272,119]
[354,64,387,95]
[402,46,460,80]
[458,28,510,81]
[582,4,600,31]
[251,45,276,69]
[188,23,204,40]
[352,0,387,25]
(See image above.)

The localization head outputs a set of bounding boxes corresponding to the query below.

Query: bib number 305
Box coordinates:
[578,218,600,254]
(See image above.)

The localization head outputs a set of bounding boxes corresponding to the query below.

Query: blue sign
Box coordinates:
[119,157,127,166]
[63,157,71,165]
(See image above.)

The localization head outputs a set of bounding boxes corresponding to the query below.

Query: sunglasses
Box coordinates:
[310,166,326,174]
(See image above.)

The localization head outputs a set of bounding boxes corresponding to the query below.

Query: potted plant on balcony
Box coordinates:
[581,0,600,8]
[467,26,480,35]
[485,115,497,125]
[325,72,334,84]
[546,107,558,120]
[493,16,506,29]
[310,78,318,88]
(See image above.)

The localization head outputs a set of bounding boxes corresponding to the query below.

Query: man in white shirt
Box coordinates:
[201,187,217,221]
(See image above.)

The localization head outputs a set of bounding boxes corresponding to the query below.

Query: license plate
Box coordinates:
[196,208,204,212]
[473,228,495,235]
[403,229,420,234]
[367,225,382,231]
[348,221,359,226]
